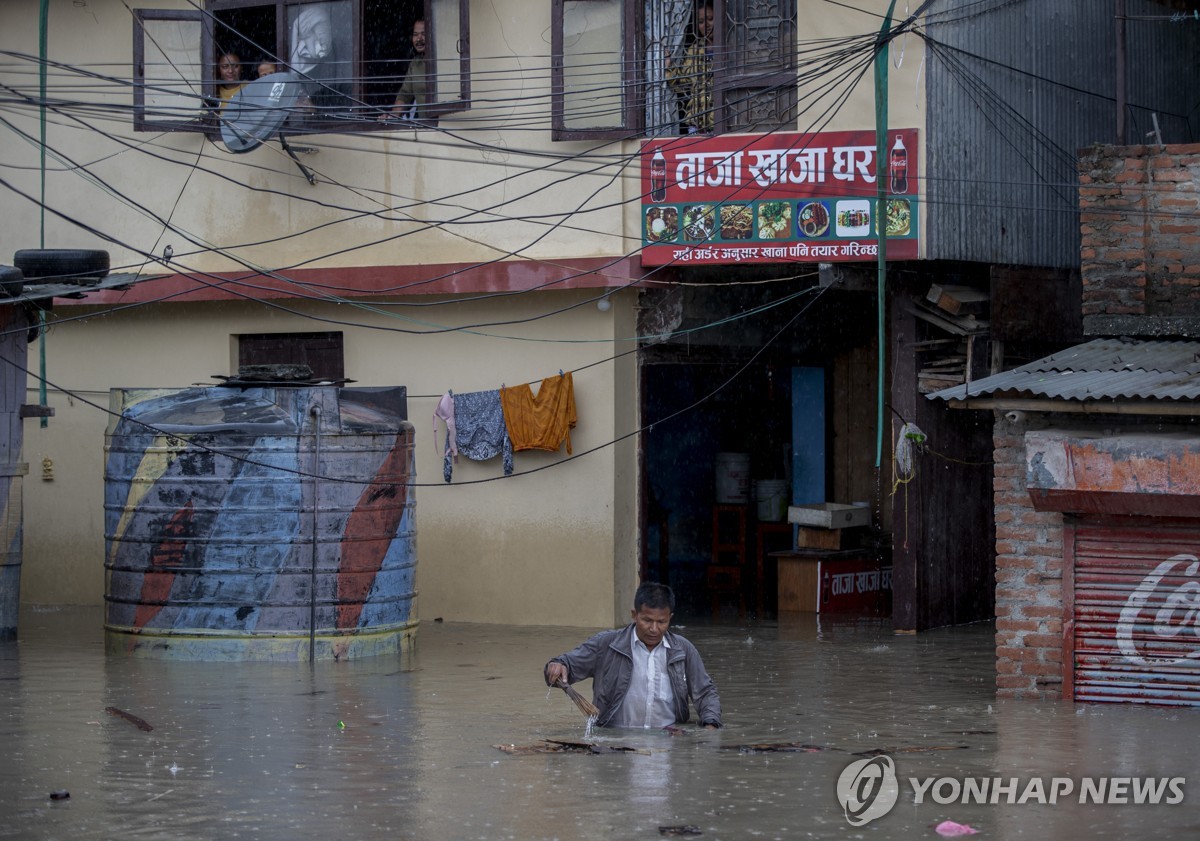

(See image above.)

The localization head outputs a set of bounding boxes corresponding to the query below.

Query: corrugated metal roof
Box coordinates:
[926,338,1200,402]
[923,1,1200,269]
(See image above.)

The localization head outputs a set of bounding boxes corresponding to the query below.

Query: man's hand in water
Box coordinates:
[545,661,568,687]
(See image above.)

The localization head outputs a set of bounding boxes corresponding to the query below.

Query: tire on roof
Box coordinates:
[0,265,24,298]
[14,249,110,285]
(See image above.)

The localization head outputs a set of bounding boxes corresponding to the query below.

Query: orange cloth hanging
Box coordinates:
[500,372,577,454]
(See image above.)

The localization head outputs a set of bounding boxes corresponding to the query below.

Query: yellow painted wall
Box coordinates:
[0,1,926,275]
[20,289,638,627]
[3,0,926,624]
[1,1,634,276]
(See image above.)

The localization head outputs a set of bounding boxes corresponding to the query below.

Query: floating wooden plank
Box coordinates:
[494,740,649,756]
[853,744,969,757]
[105,706,153,732]
[722,742,840,753]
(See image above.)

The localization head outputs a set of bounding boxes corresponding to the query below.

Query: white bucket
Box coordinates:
[714,453,751,504]
[755,479,788,521]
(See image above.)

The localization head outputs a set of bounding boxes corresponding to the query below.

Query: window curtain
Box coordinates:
[644,0,692,136]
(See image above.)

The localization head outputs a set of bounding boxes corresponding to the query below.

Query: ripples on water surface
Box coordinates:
[1,607,1196,839]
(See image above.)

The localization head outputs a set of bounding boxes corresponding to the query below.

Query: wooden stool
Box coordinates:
[712,504,748,566]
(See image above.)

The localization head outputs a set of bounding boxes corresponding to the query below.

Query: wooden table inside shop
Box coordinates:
[771,548,890,614]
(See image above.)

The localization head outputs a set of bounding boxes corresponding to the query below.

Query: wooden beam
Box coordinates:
[939,397,1200,416]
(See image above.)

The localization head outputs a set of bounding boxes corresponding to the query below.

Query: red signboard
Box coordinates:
[640,129,919,267]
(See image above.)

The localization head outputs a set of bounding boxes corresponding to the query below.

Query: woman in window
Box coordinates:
[667,3,714,134]
[216,52,245,108]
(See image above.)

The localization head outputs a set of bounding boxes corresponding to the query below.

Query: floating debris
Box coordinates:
[105,706,153,732]
[934,820,979,836]
[853,745,969,757]
[494,740,649,756]
[48,790,70,801]
[723,742,839,753]
[659,826,702,836]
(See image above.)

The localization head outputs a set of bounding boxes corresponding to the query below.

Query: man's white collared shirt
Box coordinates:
[613,635,675,728]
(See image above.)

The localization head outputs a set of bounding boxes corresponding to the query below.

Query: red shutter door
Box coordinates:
[1069,518,1200,706]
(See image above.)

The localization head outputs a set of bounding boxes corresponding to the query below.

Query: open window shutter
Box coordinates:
[133,9,212,133]
[551,0,639,140]
[426,0,471,116]
[713,0,796,133]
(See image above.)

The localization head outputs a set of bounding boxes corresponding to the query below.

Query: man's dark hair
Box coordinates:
[634,581,675,613]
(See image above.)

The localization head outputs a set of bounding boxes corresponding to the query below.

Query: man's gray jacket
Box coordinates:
[547,624,722,727]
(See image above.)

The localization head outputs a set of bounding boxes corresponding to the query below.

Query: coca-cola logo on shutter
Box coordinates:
[1116,554,1200,667]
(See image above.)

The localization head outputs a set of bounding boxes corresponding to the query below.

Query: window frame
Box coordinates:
[550,0,640,141]
[711,0,797,134]
[549,0,797,140]
[429,0,471,117]
[238,330,345,381]
[132,8,213,133]
[132,0,470,134]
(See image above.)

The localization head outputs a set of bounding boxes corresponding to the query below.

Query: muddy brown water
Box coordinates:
[1,607,1196,839]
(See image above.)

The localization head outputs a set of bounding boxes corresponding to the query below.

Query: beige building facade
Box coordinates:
[1,0,925,626]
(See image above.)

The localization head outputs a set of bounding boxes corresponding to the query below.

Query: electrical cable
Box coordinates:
[0,280,831,488]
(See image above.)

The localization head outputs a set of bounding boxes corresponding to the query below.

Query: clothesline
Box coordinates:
[407,370,564,401]
[432,370,578,483]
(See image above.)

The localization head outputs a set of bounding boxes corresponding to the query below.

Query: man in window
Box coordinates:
[380,20,429,121]
[667,3,714,134]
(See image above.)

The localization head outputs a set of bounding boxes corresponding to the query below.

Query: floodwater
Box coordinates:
[1,608,1197,840]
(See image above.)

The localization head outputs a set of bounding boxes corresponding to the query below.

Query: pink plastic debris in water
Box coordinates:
[935,821,979,836]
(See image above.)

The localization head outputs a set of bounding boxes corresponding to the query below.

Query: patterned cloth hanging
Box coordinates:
[448,389,513,482]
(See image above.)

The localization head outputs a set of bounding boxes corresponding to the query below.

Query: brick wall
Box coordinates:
[1079,143,1200,319]
[993,413,1064,699]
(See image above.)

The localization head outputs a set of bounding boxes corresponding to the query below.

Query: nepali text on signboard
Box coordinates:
[640,129,919,267]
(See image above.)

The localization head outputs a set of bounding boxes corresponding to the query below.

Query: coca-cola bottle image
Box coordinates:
[650,147,667,202]
[889,135,908,195]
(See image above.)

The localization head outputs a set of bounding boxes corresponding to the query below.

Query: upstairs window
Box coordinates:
[133,0,470,134]
[238,331,345,381]
[551,0,796,140]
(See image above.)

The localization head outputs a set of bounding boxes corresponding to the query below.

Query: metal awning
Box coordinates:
[926,338,1200,407]
[1,272,160,304]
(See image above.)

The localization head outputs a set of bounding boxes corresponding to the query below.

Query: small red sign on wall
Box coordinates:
[640,129,919,267]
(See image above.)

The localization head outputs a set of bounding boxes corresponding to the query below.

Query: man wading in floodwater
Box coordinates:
[544,582,722,730]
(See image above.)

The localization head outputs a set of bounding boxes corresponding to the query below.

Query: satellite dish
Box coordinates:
[219,72,318,184]
[220,72,303,153]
